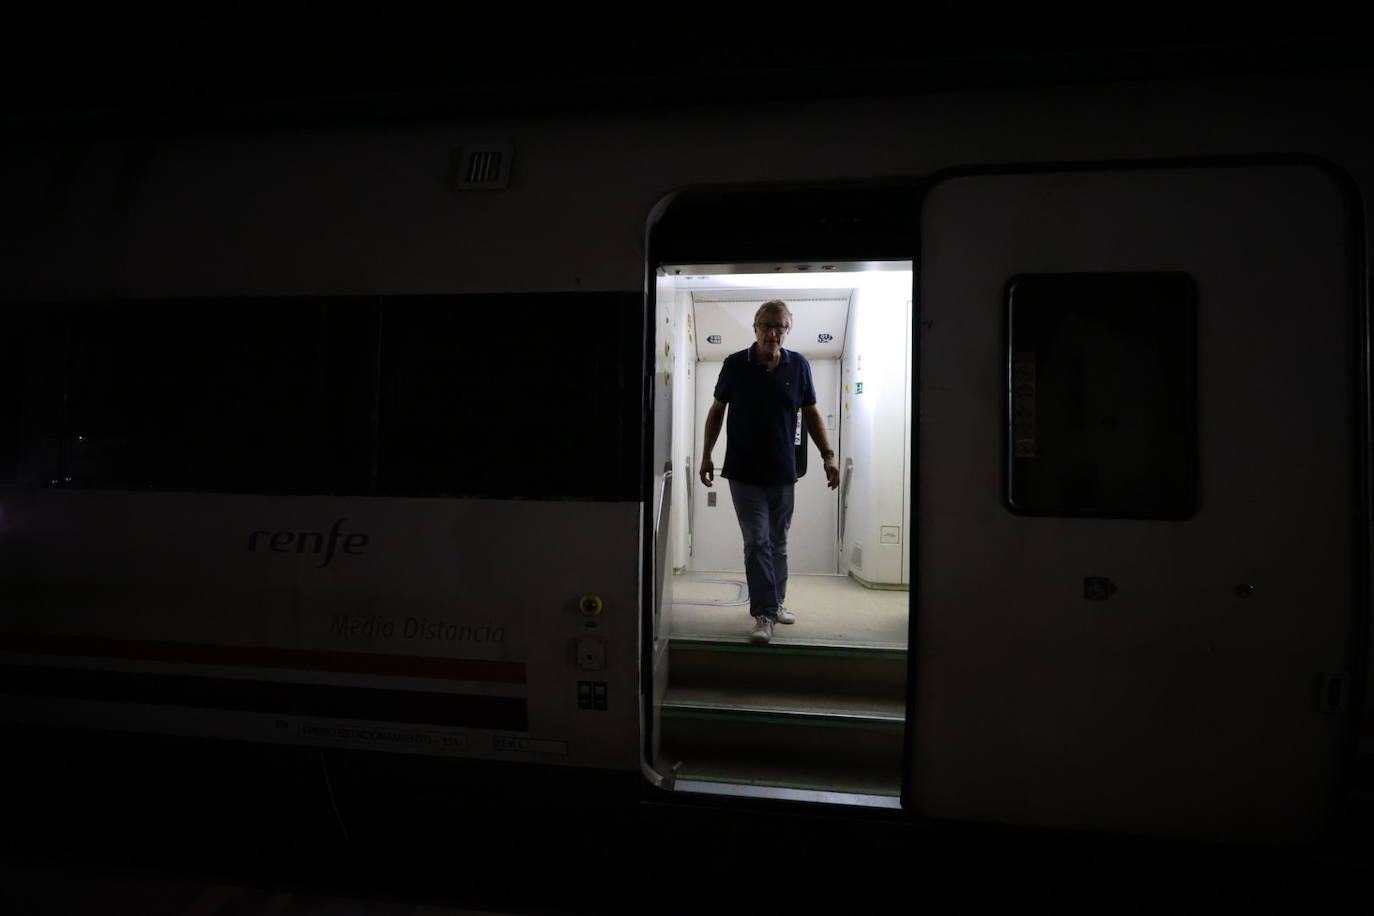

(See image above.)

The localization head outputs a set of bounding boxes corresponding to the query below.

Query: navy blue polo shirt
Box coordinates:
[714,344,817,486]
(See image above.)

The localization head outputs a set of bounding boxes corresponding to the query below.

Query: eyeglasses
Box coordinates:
[755,323,791,333]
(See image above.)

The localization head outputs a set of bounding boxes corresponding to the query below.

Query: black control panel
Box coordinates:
[577,681,607,711]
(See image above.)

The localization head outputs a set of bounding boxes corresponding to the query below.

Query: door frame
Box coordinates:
[641,160,1368,837]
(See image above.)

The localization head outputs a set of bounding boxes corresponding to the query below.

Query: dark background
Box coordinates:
[2,6,1372,913]
[1,4,1370,129]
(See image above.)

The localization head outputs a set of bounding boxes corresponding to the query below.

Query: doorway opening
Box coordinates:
[652,260,912,806]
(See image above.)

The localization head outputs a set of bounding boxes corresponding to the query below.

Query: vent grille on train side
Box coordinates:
[453,145,512,190]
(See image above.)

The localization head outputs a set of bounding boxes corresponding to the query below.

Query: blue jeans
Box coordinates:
[728,479,795,622]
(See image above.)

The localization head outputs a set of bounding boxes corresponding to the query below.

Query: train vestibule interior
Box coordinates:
[655,261,912,803]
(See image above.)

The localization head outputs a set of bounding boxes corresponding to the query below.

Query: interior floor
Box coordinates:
[670,570,908,647]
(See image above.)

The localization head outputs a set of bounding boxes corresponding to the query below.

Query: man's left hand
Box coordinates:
[823,458,840,490]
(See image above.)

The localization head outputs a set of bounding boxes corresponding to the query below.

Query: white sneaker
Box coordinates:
[750,616,774,644]
[775,605,795,624]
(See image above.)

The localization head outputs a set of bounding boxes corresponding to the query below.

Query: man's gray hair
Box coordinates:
[754,299,793,328]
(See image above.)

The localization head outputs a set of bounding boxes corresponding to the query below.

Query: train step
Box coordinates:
[661,711,902,795]
[666,757,904,800]
[663,684,904,721]
[659,683,905,790]
[666,636,906,700]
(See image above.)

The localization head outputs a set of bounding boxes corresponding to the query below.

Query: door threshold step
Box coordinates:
[664,685,904,721]
[661,756,903,799]
[669,635,907,657]
[663,705,903,730]
[671,778,902,809]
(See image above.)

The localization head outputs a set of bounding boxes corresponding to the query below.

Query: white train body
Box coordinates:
[0,63,1371,847]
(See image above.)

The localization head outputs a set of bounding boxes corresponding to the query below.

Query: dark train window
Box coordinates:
[0,313,66,487]
[1007,273,1197,519]
[376,292,642,501]
[59,298,378,494]
[2,293,642,501]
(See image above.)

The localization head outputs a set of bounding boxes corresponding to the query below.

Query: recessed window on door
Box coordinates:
[1006,272,1198,519]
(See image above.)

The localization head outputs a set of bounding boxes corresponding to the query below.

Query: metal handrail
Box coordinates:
[654,464,671,539]
[653,464,672,630]
[839,456,854,544]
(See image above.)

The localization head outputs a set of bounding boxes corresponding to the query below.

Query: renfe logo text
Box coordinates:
[248,518,368,568]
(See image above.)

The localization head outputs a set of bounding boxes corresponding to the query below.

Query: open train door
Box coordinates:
[909,159,1368,844]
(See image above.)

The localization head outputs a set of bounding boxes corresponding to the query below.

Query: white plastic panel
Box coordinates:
[692,292,851,360]
[839,275,913,586]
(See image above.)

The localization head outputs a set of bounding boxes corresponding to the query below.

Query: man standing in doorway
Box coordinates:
[699,300,840,645]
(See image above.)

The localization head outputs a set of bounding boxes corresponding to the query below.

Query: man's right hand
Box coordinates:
[699,458,714,487]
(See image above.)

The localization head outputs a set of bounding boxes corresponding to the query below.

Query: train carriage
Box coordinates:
[1,43,1371,886]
